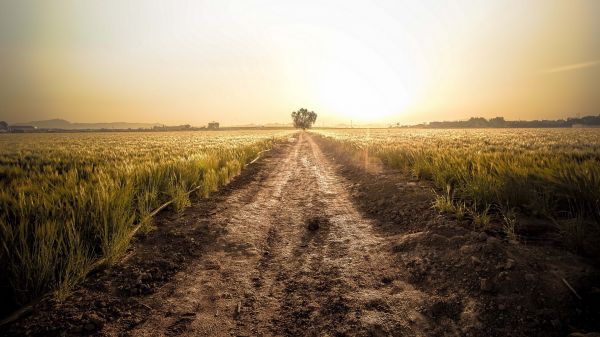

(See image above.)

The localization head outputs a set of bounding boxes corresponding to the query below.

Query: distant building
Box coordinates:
[0,121,7,132]
[208,122,219,129]
[9,125,37,132]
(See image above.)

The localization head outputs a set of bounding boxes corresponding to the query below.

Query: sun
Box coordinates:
[315,65,402,122]
[310,34,416,123]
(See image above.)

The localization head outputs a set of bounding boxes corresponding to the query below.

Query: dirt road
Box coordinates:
[106,133,422,336]
[4,133,598,337]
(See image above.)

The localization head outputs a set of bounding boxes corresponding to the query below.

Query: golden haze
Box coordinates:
[1,0,599,125]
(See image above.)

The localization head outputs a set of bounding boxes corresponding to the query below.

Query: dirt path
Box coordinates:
[106,133,421,336]
[4,133,598,337]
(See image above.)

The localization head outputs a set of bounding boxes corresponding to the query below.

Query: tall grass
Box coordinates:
[0,130,290,312]
[314,129,600,247]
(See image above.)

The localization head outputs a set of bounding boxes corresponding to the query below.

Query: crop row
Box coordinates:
[0,130,291,313]
[313,128,600,254]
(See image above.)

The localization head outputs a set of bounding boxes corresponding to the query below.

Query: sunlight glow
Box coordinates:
[312,34,416,122]
[1,0,599,125]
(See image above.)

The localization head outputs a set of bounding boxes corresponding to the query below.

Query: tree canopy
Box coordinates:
[291,108,317,130]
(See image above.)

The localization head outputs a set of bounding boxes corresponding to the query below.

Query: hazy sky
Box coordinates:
[1,0,599,126]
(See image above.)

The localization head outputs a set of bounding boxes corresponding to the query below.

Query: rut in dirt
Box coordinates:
[109,132,423,337]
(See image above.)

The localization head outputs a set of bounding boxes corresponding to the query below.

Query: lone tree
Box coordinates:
[291,108,317,130]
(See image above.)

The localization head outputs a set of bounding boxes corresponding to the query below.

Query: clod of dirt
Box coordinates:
[480,278,494,292]
[307,218,320,231]
[307,216,329,231]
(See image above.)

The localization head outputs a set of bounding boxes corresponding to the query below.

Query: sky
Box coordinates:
[1,0,599,126]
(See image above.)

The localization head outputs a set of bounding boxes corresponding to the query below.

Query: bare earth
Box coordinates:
[3,133,599,337]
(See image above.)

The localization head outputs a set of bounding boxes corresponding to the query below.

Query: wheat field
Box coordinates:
[314,128,600,247]
[0,130,292,308]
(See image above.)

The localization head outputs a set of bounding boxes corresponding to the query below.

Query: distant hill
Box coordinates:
[14,119,162,130]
